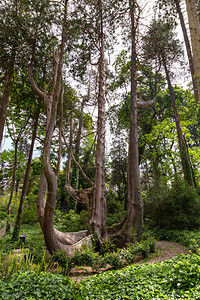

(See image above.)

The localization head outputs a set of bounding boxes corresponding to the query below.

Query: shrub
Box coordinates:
[99,240,116,255]
[51,251,70,274]
[144,179,200,230]
[92,254,106,271]
[71,244,95,268]
[120,248,135,264]
[104,252,122,269]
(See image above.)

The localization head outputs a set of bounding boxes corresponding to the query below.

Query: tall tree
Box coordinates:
[89,0,108,242]
[185,0,200,99]
[143,19,194,185]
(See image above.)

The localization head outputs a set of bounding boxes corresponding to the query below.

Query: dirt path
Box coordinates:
[70,241,189,283]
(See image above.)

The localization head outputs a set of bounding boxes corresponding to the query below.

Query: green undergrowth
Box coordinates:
[76,254,200,299]
[0,222,47,264]
[1,254,200,299]
[0,271,75,300]
[51,235,156,274]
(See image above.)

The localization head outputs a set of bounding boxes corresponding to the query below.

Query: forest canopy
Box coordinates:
[0,0,200,255]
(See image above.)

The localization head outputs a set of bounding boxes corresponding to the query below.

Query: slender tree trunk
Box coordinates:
[12,103,40,241]
[7,137,19,215]
[0,51,15,149]
[185,0,200,99]
[163,61,194,185]
[174,0,199,104]
[90,0,108,242]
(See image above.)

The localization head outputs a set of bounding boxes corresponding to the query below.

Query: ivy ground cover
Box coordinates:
[1,254,200,299]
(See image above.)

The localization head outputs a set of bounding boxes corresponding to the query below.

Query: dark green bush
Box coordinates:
[144,180,200,230]
[51,251,70,273]
[104,252,122,269]
[120,248,135,264]
[71,244,95,267]
[99,240,116,255]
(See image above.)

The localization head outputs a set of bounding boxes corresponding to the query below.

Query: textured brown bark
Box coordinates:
[174,0,199,104]
[185,0,200,101]
[12,103,40,241]
[89,0,108,242]
[0,51,15,149]
[163,61,194,186]
[122,0,143,243]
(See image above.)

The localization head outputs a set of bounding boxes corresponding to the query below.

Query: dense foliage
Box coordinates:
[2,254,200,299]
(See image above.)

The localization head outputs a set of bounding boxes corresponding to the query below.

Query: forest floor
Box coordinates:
[0,222,190,283]
[70,240,190,283]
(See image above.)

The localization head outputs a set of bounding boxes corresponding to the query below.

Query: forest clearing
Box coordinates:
[1,0,200,298]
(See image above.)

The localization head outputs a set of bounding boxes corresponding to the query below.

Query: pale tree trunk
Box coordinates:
[174,0,199,104]
[0,51,15,149]
[185,0,200,99]
[122,0,143,243]
[90,0,108,242]
[12,103,40,241]
[163,61,194,186]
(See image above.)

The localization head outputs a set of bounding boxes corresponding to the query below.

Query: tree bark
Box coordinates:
[185,0,200,101]
[123,0,143,243]
[90,0,108,242]
[174,0,199,104]
[0,51,15,149]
